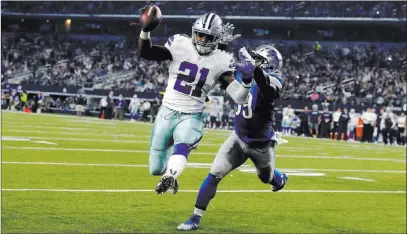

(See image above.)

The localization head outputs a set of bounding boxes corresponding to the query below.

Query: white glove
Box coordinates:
[220,22,241,45]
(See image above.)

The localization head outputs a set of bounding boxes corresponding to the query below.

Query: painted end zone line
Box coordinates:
[2,189,406,194]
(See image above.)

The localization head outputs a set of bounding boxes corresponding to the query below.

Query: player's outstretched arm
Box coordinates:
[253,66,283,99]
[219,71,251,105]
[138,33,172,61]
[138,4,172,61]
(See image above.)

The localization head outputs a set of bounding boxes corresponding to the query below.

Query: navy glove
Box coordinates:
[235,60,254,85]
[235,47,255,85]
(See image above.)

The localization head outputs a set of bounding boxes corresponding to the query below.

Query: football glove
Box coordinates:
[220,23,241,45]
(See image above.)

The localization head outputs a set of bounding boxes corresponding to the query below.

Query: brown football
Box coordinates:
[139,5,162,32]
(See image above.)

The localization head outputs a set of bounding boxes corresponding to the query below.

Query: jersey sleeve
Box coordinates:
[164,34,190,61]
[214,52,236,81]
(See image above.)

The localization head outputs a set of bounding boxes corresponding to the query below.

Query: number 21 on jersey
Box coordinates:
[236,94,253,119]
[173,61,209,98]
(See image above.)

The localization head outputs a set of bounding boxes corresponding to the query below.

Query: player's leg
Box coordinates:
[149,106,176,176]
[337,124,343,140]
[177,132,247,231]
[382,127,389,145]
[248,141,288,192]
[155,113,204,194]
[343,124,348,141]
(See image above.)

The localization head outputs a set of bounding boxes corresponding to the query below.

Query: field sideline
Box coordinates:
[1,111,406,233]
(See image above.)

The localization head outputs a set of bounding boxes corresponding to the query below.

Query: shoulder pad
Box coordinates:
[179,34,190,38]
[166,34,190,47]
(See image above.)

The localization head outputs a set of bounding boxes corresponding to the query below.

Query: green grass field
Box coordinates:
[1,111,406,233]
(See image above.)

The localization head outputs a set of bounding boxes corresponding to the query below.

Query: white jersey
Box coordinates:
[397,116,406,128]
[163,34,235,113]
[333,111,341,123]
[129,98,141,111]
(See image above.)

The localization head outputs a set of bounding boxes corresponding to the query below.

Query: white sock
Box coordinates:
[165,154,187,179]
[194,207,204,217]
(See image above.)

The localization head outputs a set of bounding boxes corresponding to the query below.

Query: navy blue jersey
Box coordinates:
[321,112,332,123]
[339,113,350,123]
[274,109,283,123]
[310,111,319,124]
[234,68,280,144]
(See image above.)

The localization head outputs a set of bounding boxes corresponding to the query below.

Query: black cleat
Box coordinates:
[155,175,175,195]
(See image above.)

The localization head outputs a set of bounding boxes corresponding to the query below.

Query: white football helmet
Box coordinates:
[250,45,283,72]
[192,13,223,55]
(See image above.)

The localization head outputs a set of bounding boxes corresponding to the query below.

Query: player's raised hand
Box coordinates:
[220,22,241,45]
[139,4,162,32]
[235,57,255,85]
[238,47,254,65]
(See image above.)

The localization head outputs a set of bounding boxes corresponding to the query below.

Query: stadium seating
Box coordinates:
[1,1,406,18]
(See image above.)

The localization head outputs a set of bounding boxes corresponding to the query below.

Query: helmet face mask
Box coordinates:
[250,45,283,72]
[192,13,223,55]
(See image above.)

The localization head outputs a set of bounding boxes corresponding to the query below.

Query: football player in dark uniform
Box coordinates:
[177,45,288,231]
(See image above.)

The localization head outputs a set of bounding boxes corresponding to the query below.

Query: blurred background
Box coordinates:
[1,1,406,144]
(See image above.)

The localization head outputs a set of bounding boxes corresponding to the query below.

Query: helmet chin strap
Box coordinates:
[194,42,213,55]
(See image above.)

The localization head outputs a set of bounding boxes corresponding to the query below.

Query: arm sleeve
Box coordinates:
[253,66,280,100]
[138,38,173,61]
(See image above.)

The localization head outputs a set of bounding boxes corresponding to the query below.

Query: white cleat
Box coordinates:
[272,132,288,145]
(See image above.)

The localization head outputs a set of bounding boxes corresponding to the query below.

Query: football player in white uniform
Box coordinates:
[129,94,141,122]
[138,6,250,195]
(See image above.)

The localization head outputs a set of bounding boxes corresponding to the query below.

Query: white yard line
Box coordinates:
[337,177,377,182]
[2,112,407,150]
[2,135,404,154]
[4,136,218,146]
[2,146,405,162]
[2,161,406,173]
[1,161,212,168]
[2,188,405,194]
[2,130,147,138]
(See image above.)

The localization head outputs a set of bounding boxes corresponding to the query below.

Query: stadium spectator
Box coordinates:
[140,100,151,122]
[105,91,114,120]
[36,91,44,113]
[337,108,350,141]
[99,96,108,119]
[332,108,342,139]
[221,100,232,129]
[114,94,125,120]
[297,106,311,137]
[209,98,221,129]
[320,108,332,138]
[376,107,385,142]
[30,91,39,114]
[2,2,406,18]
[129,94,141,122]
[273,105,283,132]
[380,107,397,145]
[75,93,87,117]
[348,108,359,141]
[361,107,376,143]
[310,104,320,137]
[396,112,406,145]
[19,89,27,111]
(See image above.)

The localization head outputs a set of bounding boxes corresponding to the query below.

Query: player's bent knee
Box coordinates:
[149,165,166,176]
[257,166,273,184]
[148,149,167,176]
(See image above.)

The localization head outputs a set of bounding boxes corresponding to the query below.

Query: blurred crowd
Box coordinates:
[2,1,406,18]
[2,33,406,108]
[1,33,168,92]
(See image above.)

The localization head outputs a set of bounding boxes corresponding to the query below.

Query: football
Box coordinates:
[139,5,162,32]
